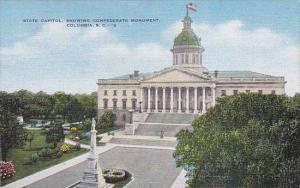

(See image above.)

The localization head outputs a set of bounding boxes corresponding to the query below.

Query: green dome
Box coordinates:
[174,30,199,46]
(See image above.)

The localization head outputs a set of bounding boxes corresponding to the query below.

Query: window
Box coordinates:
[103,99,108,109]
[192,54,196,64]
[122,100,127,109]
[113,100,117,109]
[122,90,126,96]
[113,90,117,96]
[132,90,136,96]
[185,54,189,64]
[246,90,250,94]
[132,100,137,110]
[104,90,108,96]
[175,55,178,64]
[233,90,238,95]
[207,89,212,96]
[181,54,184,64]
[195,54,199,64]
[271,90,276,94]
[221,90,226,96]
[258,90,263,94]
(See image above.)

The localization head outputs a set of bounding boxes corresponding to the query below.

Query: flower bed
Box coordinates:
[0,161,15,180]
[103,168,126,183]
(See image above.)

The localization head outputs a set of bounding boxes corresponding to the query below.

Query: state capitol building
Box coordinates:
[97,15,285,124]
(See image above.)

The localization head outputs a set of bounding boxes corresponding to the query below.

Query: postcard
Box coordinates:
[1,1,299,188]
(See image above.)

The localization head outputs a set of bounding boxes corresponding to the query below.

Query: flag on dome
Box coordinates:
[186,3,196,11]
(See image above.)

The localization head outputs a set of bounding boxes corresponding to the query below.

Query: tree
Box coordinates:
[13,90,34,121]
[45,122,64,148]
[27,132,35,150]
[98,110,115,128]
[65,98,84,122]
[82,118,92,132]
[32,91,54,119]
[53,92,72,122]
[74,92,97,118]
[0,112,28,161]
[0,92,28,161]
[174,93,300,187]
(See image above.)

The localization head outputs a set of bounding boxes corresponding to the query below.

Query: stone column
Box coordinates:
[162,87,166,112]
[194,87,198,114]
[147,87,151,113]
[170,87,174,113]
[155,87,158,112]
[186,87,189,113]
[178,87,182,113]
[140,88,143,111]
[202,87,206,114]
[212,86,216,107]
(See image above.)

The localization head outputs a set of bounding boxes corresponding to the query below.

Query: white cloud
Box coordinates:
[1,20,299,95]
[164,20,300,95]
[0,22,170,93]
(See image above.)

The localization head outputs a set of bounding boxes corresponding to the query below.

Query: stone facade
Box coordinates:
[97,15,285,125]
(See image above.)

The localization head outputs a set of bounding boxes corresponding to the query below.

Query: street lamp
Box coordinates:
[139,101,142,113]
[128,109,133,124]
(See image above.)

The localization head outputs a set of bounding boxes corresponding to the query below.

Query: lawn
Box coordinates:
[67,126,120,145]
[2,130,87,186]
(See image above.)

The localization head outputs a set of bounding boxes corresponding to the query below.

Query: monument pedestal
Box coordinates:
[74,118,108,188]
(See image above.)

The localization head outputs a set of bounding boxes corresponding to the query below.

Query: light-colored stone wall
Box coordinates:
[215,82,285,97]
[97,83,141,110]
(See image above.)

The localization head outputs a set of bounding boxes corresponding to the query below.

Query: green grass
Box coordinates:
[67,126,120,145]
[2,130,87,186]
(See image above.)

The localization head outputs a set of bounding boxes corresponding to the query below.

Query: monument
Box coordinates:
[76,118,106,188]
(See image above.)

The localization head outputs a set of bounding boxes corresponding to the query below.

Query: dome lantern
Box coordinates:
[171,15,205,68]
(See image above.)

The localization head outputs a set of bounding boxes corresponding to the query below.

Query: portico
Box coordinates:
[141,85,216,114]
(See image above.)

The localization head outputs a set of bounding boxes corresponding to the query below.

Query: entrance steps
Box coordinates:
[145,113,197,124]
[134,123,190,137]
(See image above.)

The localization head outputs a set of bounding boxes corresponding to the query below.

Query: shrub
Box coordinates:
[0,161,15,180]
[70,127,77,132]
[82,118,92,131]
[72,143,81,151]
[31,153,39,163]
[60,144,70,153]
[79,132,88,140]
[103,168,126,183]
[55,151,63,158]
[98,110,115,128]
[38,148,51,158]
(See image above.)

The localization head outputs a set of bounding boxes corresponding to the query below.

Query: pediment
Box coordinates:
[142,68,209,83]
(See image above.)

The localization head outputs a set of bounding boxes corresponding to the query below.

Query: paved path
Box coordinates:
[5,134,187,188]
[109,137,177,147]
[24,147,182,188]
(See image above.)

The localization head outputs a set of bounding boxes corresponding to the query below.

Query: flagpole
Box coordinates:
[186,6,188,17]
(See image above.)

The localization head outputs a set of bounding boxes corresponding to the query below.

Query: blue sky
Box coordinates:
[0,0,299,95]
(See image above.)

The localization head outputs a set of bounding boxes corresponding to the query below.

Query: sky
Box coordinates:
[0,0,299,95]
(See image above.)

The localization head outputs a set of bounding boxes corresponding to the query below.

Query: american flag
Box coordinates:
[186,3,197,12]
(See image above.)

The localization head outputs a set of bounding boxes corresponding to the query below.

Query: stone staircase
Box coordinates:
[145,113,196,124]
[134,123,189,137]
[134,113,197,137]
